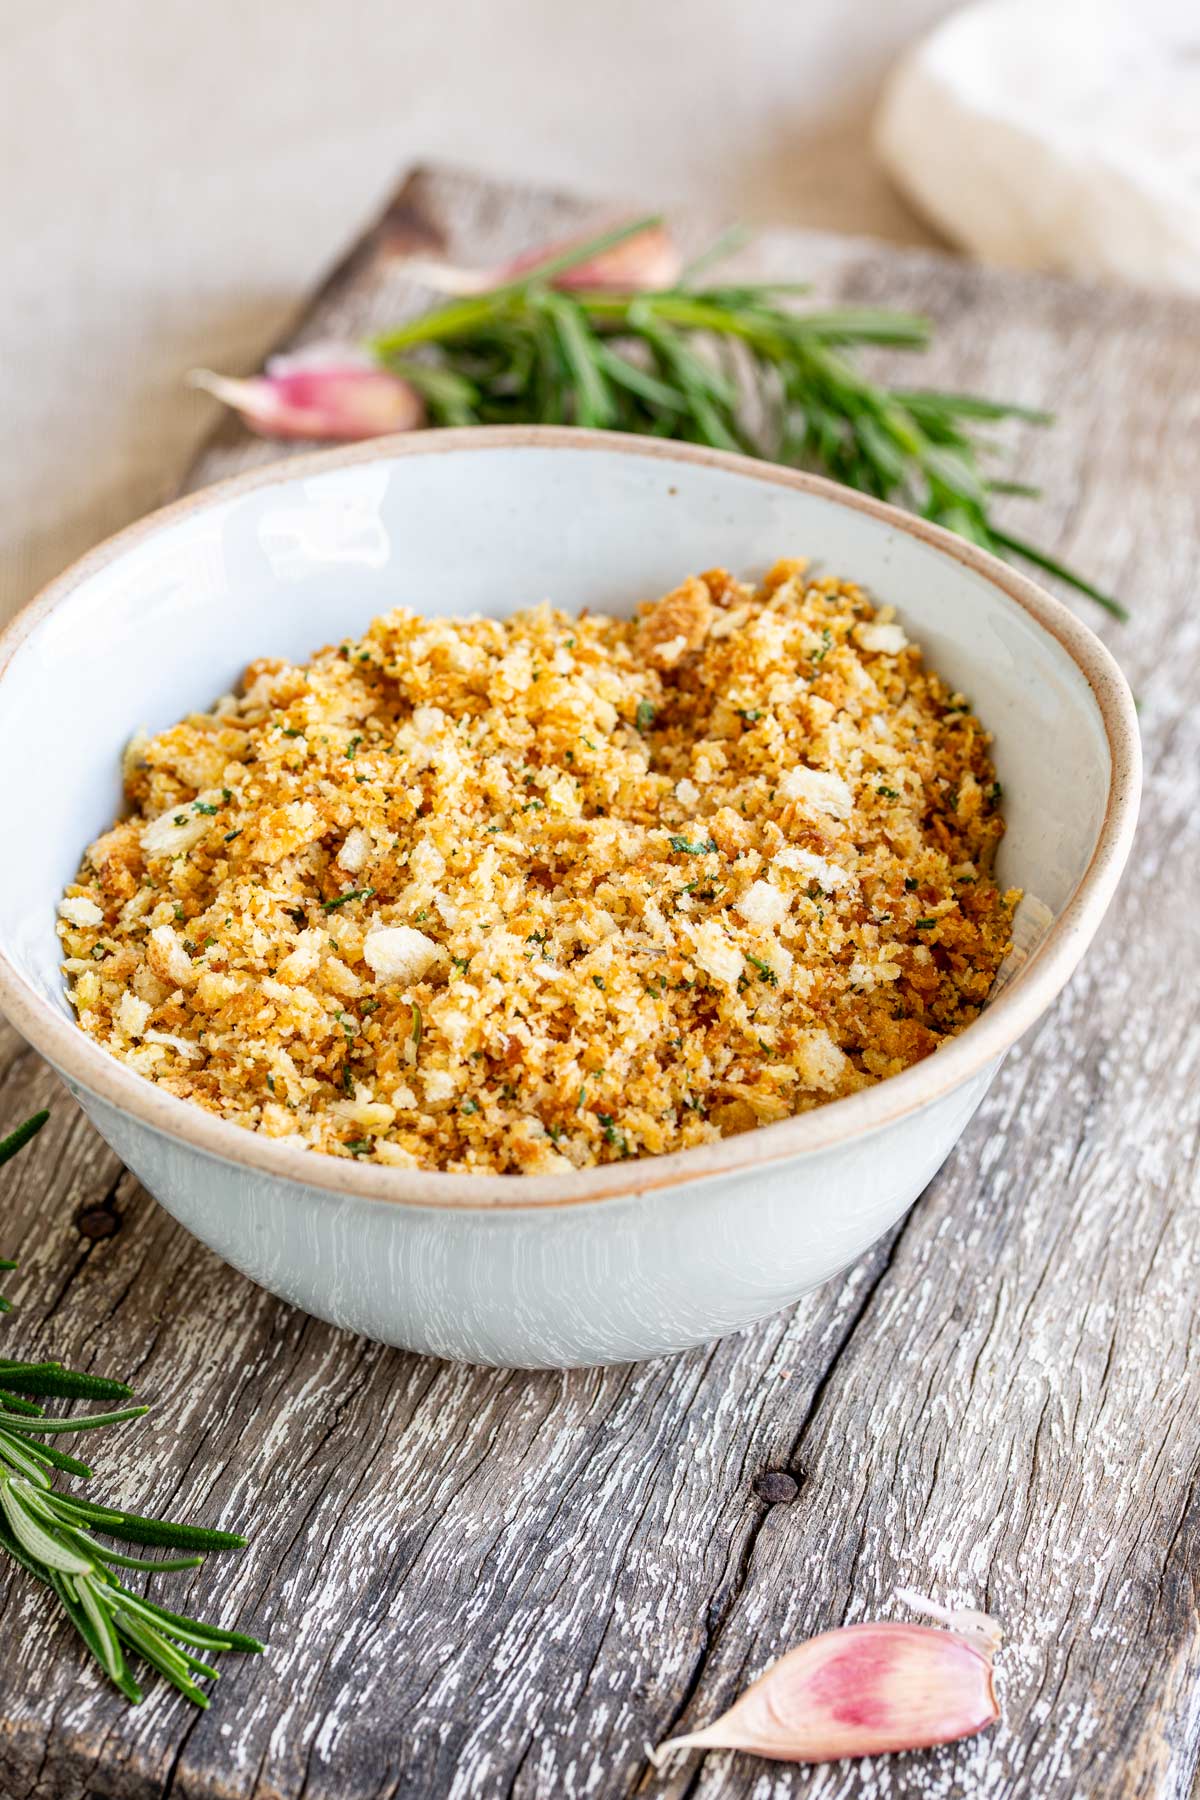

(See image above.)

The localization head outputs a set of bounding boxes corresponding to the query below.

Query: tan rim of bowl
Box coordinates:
[0,427,1141,1211]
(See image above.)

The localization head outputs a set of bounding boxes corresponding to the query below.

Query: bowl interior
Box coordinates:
[0,438,1111,1025]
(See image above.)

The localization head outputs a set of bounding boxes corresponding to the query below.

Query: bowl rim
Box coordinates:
[0,425,1141,1211]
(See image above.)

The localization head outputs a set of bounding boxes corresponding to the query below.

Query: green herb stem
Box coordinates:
[0,1112,263,1706]
[367,223,1122,617]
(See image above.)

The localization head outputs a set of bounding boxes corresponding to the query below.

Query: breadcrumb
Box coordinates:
[58,562,1017,1173]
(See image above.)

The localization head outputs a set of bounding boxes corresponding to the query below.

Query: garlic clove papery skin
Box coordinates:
[402,223,681,296]
[653,1619,1000,1767]
[189,349,424,442]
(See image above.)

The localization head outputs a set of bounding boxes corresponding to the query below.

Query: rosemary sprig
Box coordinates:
[0,1110,263,1706]
[372,218,1124,619]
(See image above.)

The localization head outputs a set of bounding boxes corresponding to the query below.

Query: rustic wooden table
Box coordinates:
[1,165,1197,1800]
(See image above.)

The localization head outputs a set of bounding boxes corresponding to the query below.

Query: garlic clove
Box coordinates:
[652,1599,1000,1768]
[402,221,681,296]
[188,346,424,441]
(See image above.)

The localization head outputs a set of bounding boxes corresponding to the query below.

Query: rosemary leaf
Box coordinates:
[0,1110,264,1706]
[0,1110,48,1169]
[366,220,1122,616]
[3,1403,148,1435]
[0,1365,134,1401]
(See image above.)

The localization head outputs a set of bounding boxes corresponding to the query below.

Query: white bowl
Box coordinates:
[0,429,1139,1367]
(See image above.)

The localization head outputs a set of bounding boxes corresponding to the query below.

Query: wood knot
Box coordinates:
[75,1204,120,1242]
[752,1469,799,1505]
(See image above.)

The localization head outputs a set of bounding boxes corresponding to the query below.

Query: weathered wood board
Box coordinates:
[1,162,1198,1800]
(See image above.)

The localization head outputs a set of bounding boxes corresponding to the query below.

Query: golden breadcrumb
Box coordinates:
[58,561,1017,1174]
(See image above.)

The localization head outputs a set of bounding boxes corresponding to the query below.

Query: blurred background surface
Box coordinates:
[1,0,1193,625]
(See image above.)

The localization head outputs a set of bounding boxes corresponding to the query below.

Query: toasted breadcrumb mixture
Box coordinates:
[58,561,1017,1174]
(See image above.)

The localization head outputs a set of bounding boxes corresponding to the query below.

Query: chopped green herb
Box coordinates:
[669,835,718,856]
[904,876,919,892]
[451,955,471,974]
[345,735,363,760]
[877,786,900,800]
[914,917,937,930]
[744,953,778,987]
[322,887,375,912]
[597,1114,630,1158]
[192,801,219,816]
[460,1098,479,1115]
[282,728,303,739]
[345,1138,373,1155]
[592,975,606,990]
[224,828,242,844]
[410,1004,422,1050]
[736,708,762,723]
[635,699,656,733]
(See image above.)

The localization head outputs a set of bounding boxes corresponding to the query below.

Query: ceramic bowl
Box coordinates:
[0,429,1139,1367]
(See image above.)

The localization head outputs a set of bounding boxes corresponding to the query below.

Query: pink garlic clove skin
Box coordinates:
[654,1621,1000,1767]
[514,223,681,291]
[189,352,424,442]
[405,223,682,296]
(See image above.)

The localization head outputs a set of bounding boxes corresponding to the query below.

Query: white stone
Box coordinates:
[874,0,1200,293]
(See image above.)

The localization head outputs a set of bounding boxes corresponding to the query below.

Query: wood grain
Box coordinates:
[1,162,1197,1800]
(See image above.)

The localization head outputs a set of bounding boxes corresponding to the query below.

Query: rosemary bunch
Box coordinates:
[0,1110,263,1706]
[371,219,1123,619]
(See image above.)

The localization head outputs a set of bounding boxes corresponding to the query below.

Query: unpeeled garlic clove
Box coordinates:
[402,222,681,296]
[188,346,424,441]
[652,1595,1000,1768]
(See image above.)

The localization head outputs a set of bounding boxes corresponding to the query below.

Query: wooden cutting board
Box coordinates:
[1,162,1198,1800]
